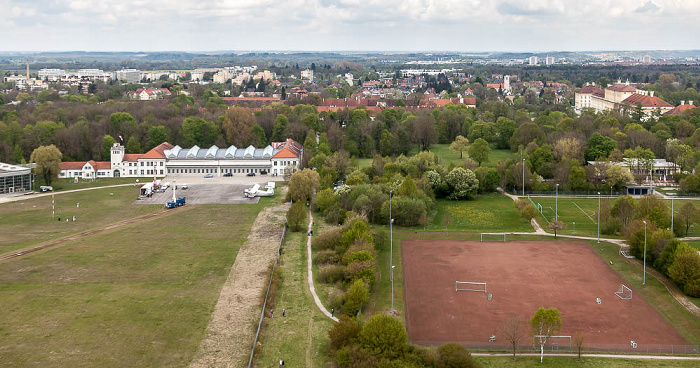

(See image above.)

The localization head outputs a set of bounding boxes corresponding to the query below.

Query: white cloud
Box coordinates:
[0,0,698,51]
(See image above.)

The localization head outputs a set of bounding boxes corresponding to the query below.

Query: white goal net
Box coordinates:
[480,233,506,242]
[533,335,572,351]
[455,281,487,293]
[615,284,632,300]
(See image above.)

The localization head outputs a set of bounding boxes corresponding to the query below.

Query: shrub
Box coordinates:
[340,219,374,252]
[316,250,341,264]
[328,315,361,350]
[358,314,408,359]
[318,264,346,284]
[516,199,538,220]
[437,343,477,368]
[336,345,379,368]
[343,279,369,317]
[325,204,347,225]
[342,238,377,264]
[345,260,376,286]
[312,228,342,251]
[684,278,700,298]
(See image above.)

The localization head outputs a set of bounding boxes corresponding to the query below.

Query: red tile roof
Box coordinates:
[87,160,111,170]
[122,154,142,161]
[578,85,605,97]
[272,139,303,159]
[59,162,85,170]
[664,104,696,115]
[622,94,673,108]
[141,142,174,159]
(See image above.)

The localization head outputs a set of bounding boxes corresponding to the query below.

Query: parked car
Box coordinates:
[246,172,256,177]
[223,172,233,177]
[39,186,53,192]
[204,173,213,178]
[181,184,188,189]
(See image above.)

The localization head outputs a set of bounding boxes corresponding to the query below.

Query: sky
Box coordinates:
[1,0,699,53]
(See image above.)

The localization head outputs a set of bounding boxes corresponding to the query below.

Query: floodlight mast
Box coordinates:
[643,220,647,285]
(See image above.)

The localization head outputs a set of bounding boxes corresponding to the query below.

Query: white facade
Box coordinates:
[38,69,66,81]
[528,56,539,65]
[116,69,141,83]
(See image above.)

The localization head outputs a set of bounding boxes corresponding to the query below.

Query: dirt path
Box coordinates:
[0,206,190,261]
[189,201,289,368]
[305,314,313,368]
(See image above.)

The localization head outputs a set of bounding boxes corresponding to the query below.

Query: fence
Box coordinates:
[247,222,287,368]
[413,340,700,355]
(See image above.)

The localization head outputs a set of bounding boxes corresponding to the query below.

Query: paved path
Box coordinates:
[306,211,338,323]
[472,352,700,360]
[0,183,135,204]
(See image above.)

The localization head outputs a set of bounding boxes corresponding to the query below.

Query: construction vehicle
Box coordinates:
[165,180,186,208]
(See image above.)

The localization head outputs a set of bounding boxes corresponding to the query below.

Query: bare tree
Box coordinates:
[548,220,565,238]
[574,331,585,360]
[500,314,526,361]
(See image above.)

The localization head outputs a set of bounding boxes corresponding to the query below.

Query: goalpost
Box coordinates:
[615,284,632,300]
[534,335,572,351]
[480,233,506,242]
[455,281,487,293]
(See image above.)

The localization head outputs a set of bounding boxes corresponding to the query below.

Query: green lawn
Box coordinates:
[0,186,161,254]
[476,355,700,367]
[255,230,334,367]
[0,202,268,367]
[687,240,700,250]
[44,177,142,191]
[530,196,699,238]
[424,143,514,169]
[427,195,534,233]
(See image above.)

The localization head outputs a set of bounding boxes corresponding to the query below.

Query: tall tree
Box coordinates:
[102,135,116,160]
[412,114,437,151]
[530,307,562,364]
[147,126,168,149]
[679,201,699,236]
[222,107,256,147]
[468,138,491,166]
[449,135,469,158]
[30,145,62,186]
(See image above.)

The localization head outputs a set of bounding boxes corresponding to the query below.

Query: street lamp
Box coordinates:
[391,265,396,316]
[522,158,525,197]
[573,221,575,236]
[555,183,559,222]
[643,220,647,285]
[671,197,674,232]
[597,192,601,243]
[389,190,394,315]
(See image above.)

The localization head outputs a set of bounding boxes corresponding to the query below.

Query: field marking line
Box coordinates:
[573,202,598,224]
[306,211,338,322]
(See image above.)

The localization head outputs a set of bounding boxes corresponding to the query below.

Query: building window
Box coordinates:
[140,170,144,175]
[160,162,163,166]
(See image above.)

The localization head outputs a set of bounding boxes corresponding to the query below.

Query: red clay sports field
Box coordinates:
[402,240,687,350]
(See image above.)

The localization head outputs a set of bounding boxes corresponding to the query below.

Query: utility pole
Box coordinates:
[597,192,601,243]
[389,190,393,316]
[643,221,647,285]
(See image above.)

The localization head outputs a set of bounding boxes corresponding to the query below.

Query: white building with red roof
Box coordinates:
[575,80,673,119]
[128,88,171,101]
[664,100,695,115]
[59,142,173,179]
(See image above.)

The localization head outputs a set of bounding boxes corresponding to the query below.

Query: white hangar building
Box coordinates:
[164,139,303,176]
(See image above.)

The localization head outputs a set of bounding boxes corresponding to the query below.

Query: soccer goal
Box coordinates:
[480,233,506,242]
[615,284,632,300]
[455,281,487,293]
[533,335,572,351]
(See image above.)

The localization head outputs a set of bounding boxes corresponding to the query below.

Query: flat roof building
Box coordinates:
[0,162,33,194]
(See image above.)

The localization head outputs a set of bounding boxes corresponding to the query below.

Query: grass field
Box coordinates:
[476,355,700,367]
[254,230,334,367]
[41,177,142,191]
[0,196,272,367]
[531,196,700,238]
[0,186,161,254]
[427,195,534,233]
[687,240,700,250]
[423,143,513,169]
[355,143,513,170]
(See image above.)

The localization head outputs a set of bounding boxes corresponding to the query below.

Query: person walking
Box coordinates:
[269,309,273,318]
[331,308,334,317]
[282,308,286,317]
